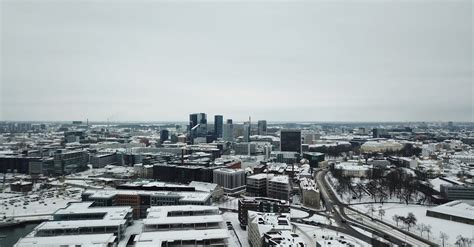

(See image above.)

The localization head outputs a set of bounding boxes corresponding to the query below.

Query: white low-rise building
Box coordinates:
[134,205,229,246]
[334,162,371,178]
[15,233,117,247]
[360,140,403,153]
[248,212,305,247]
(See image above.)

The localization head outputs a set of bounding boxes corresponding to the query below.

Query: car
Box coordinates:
[340,219,347,223]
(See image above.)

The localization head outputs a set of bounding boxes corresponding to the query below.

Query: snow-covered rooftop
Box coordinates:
[269,175,289,184]
[427,200,474,221]
[53,202,132,220]
[134,229,229,246]
[14,233,116,247]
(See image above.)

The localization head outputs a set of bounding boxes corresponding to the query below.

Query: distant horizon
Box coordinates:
[1,119,472,124]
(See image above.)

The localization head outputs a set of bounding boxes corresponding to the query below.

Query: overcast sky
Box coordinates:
[1,0,472,122]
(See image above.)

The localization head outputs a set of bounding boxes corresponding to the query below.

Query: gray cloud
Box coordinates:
[1,0,472,122]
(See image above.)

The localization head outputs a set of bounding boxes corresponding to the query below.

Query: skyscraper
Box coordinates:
[243,121,251,142]
[189,113,207,137]
[160,129,169,143]
[280,129,301,153]
[214,115,223,138]
[223,119,234,142]
[257,120,267,135]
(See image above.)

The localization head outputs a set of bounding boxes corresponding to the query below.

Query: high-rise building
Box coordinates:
[243,121,251,142]
[257,120,267,135]
[189,113,207,138]
[280,129,301,153]
[214,115,223,138]
[160,129,169,143]
[223,119,234,142]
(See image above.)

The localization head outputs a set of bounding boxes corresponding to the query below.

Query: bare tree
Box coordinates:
[378,208,385,220]
[366,204,376,218]
[425,224,432,240]
[392,214,401,227]
[439,232,449,247]
[455,235,472,247]
[417,223,426,237]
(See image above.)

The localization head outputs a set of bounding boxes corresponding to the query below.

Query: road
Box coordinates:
[315,169,435,247]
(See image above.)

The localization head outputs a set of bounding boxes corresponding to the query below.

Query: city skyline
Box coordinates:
[1,0,472,122]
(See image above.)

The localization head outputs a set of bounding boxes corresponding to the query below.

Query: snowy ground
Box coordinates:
[293,223,370,247]
[290,208,309,218]
[0,187,82,219]
[352,203,474,246]
[222,212,248,247]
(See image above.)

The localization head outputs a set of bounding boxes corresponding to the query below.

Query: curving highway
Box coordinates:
[315,168,436,247]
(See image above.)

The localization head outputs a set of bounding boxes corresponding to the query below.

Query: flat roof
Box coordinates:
[147,205,218,214]
[15,234,116,247]
[248,173,269,180]
[269,175,289,184]
[189,181,218,192]
[37,219,126,230]
[144,205,222,225]
[134,229,228,246]
[144,215,223,226]
[54,202,132,220]
[83,189,211,202]
[427,200,474,220]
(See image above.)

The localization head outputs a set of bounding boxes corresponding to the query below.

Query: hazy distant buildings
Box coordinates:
[160,129,169,143]
[243,121,251,142]
[302,152,325,169]
[90,153,117,168]
[280,129,301,153]
[52,149,89,175]
[257,120,267,135]
[223,119,234,142]
[233,142,256,155]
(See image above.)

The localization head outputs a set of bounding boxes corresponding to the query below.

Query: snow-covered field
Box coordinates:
[327,173,425,205]
[290,208,309,218]
[352,203,474,246]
